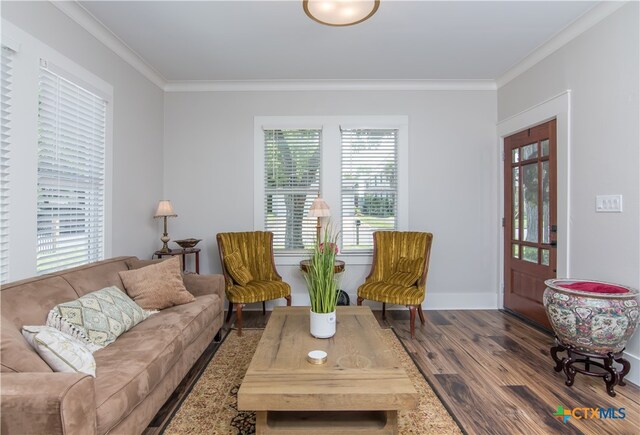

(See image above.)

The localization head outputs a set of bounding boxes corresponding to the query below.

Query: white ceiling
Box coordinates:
[79,1,597,82]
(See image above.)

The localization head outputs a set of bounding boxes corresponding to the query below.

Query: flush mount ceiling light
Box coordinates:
[303,0,380,27]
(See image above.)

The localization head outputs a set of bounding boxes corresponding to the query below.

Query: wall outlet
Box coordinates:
[596,195,623,212]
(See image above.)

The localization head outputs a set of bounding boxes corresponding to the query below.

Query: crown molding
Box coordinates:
[164,79,497,92]
[496,1,628,88]
[50,1,166,89]
[50,1,623,93]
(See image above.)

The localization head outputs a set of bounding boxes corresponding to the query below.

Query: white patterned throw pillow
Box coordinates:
[22,326,96,377]
[47,286,153,349]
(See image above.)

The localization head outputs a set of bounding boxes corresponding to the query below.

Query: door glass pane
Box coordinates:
[542,161,550,244]
[512,244,520,258]
[512,148,519,163]
[522,143,538,160]
[522,163,539,243]
[522,246,538,263]
[541,249,550,266]
[512,167,519,240]
[541,139,549,157]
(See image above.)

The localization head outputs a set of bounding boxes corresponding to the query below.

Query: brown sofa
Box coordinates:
[0,256,225,435]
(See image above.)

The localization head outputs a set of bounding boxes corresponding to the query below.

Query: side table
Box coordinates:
[299,259,345,274]
[153,248,200,274]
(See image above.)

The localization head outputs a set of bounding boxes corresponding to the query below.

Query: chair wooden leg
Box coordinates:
[235,304,244,336]
[418,306,425,324]
[285,295,292,306]
[408,306,417,338]
[225,300,233,324]
[382,302,386,320]
[262,301,266,315]
[357,297,363,306]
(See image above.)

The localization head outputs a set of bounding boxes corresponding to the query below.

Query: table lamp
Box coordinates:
[308,196,331,243]
[154,200,177,253]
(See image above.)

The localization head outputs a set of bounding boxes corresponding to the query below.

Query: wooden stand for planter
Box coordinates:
[550,336,631,397]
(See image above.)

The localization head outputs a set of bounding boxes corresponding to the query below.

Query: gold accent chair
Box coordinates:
[357,231,433,338]
[217,231,291,335]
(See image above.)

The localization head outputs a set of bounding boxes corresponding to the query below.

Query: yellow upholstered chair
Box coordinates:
[357,231,433,338]
[217,231,291,335]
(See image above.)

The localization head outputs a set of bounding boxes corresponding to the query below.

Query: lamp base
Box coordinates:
[159,234,171,254]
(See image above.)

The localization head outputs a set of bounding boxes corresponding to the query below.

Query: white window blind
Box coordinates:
[341,128,398,252]
[37,65,106,274]
[0,47,13,283]
[264,129,321,251]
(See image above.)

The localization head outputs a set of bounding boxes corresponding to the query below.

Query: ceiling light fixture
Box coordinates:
[303,0,380,27]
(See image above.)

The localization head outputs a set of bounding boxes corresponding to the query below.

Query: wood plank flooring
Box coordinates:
[145,309,640,435]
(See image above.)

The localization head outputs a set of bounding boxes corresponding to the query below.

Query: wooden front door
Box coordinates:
[504,120,557,328]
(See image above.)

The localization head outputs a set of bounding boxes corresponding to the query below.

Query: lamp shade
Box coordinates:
[308,197,331,217]
[154,200,177,218]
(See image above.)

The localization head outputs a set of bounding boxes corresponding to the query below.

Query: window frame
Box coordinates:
[1,45,15,283]
[36,61,110,274]
[254,115,408,264]
[1,19,113,280]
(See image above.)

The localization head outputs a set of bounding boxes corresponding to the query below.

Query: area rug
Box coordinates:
[163,328,462,435]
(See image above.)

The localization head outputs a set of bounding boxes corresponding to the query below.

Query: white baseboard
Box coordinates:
[422,292,499,310]
[621,350,639,387]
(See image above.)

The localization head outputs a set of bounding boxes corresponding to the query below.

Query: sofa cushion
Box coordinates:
[0,276,79,328]
[47,286,151,349]
[58,257,133,297]
[92,294,218,434]
[119,257,194,310]
[156,294,221,347]
[1,315,52,373]
[93,316,184,434]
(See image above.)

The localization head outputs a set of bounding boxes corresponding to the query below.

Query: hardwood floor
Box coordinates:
[145,309,640,435]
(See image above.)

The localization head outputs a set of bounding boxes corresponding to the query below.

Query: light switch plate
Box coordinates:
[596,195,623,212]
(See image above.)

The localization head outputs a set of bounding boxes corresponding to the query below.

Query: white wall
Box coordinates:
[1,1,164,280]
[498,2,640,385]
[164,90,498,309]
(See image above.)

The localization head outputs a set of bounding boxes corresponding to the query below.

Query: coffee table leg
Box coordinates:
[256,411,267,435]
[386,410,399,435]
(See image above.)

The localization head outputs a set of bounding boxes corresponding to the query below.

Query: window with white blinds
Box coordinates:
[37,65,106,274]
[0,47,13,283]
[264,129,321,251]
[341,128,398,252]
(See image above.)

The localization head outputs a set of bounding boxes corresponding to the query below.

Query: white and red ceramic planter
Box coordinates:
[543,279,639,354]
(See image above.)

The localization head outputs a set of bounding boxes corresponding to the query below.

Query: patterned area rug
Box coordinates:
[164,328,461,435]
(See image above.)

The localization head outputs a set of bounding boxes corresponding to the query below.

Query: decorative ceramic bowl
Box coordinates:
[174,238,201,249]
[543,279,639,354]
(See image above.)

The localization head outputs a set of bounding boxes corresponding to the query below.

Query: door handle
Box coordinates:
[550,225,557,233]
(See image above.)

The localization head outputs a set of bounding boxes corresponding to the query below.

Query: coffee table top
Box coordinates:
[237,306,418,411]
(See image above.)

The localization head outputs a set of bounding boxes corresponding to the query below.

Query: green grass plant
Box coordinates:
[304,224,339,314]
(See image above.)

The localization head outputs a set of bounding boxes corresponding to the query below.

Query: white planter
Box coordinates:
[310,310,336,339]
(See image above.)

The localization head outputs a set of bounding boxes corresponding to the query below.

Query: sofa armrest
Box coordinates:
[1,372,96,435]
[183,273,225,300]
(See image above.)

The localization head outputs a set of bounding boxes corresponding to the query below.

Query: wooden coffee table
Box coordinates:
[237,306,418,434]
